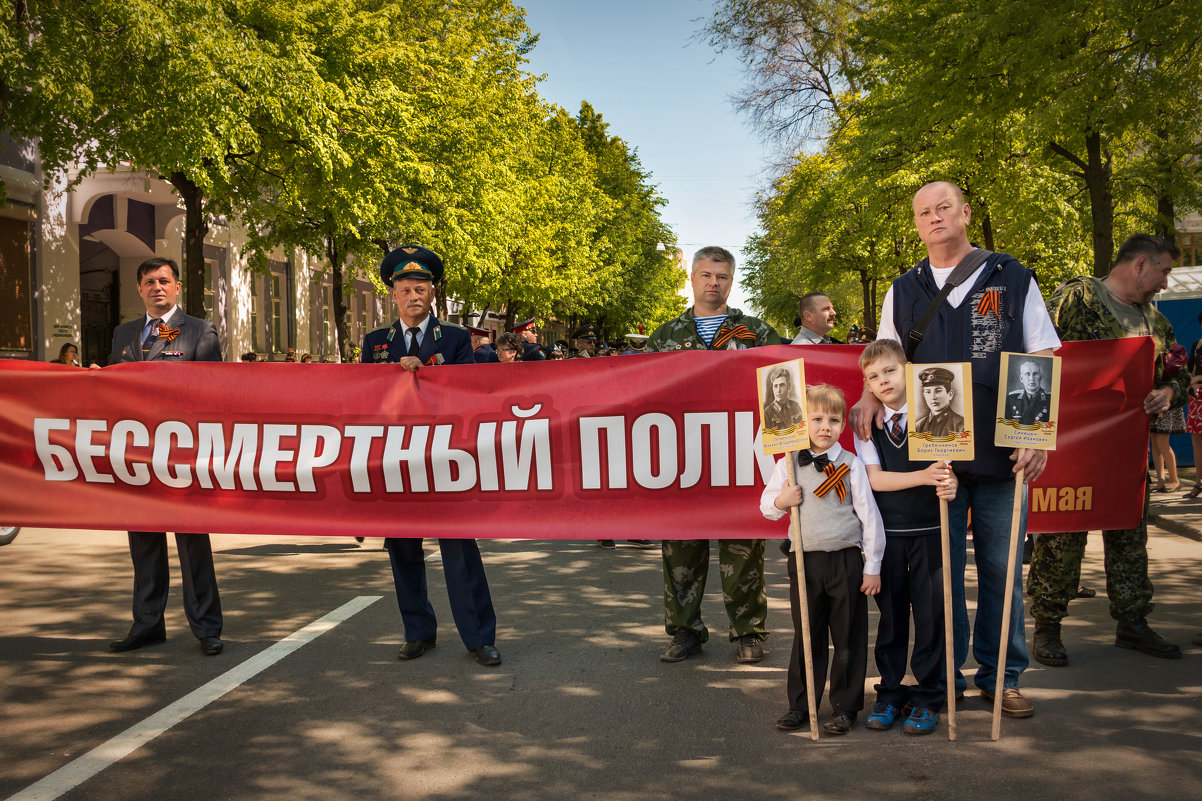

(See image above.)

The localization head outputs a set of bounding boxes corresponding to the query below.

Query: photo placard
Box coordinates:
[907,362,975,462]
[757,358,808,455]
[994,352,1061,450]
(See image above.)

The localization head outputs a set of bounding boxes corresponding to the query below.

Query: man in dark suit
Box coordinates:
[107,256,224,656]
[362,245,501,667]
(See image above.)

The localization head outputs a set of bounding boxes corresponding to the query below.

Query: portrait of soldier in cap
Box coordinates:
[1004,357,1052,425]
[914,365,966,436]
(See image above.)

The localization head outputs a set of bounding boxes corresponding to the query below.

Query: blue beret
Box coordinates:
[381,245,443,286]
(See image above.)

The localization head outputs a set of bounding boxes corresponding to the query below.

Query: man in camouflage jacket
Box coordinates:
[1027,234,1186,665]
[645,246,781,665]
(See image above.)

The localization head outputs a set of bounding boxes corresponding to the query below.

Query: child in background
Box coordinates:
[855,338,958,735]
[761,384,884,736]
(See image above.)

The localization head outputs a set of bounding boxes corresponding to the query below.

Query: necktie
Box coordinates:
[796,451,830,471]
[142,318,162,353]
[889,415,904,444]
[407,326,421,358]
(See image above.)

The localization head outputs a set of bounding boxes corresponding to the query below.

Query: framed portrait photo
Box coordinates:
[994,352,1061,450]
[757,358,808,455]
[907,361,975,462]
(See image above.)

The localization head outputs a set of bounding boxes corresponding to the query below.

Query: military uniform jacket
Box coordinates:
[1049,275,1189,409]
[362,317,473,366]
[1005,389,1050,424]
[108,307,222,364]
[763,398,803,431]
[915,408,965,437]
[645,306,781,352]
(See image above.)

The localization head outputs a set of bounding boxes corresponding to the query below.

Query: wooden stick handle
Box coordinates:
[786,453,820,741]
[991,468,1025,741]
[940,498,956,741]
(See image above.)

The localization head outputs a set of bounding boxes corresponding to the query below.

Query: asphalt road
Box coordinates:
[1,527,1200,801]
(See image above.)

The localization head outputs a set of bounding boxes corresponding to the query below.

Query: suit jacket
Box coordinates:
[109,307,222,364]
[474,344,500,363]
[521,341,546,361]
[915,409,965,437]
[362,317,473,366]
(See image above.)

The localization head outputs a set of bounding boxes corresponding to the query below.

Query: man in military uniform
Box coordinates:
[468,325,499,363]
[762,366,803,431]
[362,245,501,667]
[914,367,965,436]
[645,245,781,665]
[512,317,545,361]
[570,323,600,357]
[621,332,648,355]
[1027,234,1185,665]
[1004,359,1051,425]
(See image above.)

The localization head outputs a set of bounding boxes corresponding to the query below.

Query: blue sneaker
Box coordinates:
[865,702,899,730]
[902,706,939,736]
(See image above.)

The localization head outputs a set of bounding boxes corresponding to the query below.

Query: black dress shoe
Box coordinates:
[397,640,436,660]
[775,709,806,731]
[823,711,856,735]
[110,633,166,652]
[200,636,223,656]
[473,645,502,666]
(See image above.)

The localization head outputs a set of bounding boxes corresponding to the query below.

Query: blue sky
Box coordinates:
[518,0,774,313]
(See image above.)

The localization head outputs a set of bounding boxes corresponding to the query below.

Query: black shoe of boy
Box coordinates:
[822,711,855,735]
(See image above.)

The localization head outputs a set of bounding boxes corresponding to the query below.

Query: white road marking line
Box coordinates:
[6,595,383,801]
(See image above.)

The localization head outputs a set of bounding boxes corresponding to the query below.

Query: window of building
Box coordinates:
[1179,232,1201,269]
[0,216,33,353]
[271,273,284,353]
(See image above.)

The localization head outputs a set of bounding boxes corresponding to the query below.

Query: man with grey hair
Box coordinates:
[645,245,782,664]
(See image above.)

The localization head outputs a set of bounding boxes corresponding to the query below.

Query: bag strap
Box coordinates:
[905,248,994,361]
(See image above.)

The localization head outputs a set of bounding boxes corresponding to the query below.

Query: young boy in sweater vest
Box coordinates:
[761,384,885,736]
[854,339,958,735]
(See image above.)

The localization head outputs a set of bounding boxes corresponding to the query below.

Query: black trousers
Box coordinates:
[785,546,867,715]
[873,534,946,710]
[127,531,223,639]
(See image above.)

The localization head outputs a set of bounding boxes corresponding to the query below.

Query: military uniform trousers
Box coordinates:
[127,531,223,640]
[1027,481,1154,625]
[385,537,497,650]
[785,546,867,715]
[662,538,767,642]
[873,534,945,711]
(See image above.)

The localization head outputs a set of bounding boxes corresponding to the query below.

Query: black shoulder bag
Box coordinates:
[904,248,994,361]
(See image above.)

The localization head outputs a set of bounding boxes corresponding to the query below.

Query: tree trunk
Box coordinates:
[170,172,208,319]
[327,237,354,363]
[858,266,871,328]
[981,208,995,252]
[1083,129,1114,277]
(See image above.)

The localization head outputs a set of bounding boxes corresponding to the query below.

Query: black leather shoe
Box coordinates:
[1033,622,1068,666]
[1116,619,1182,658]
[775,709,806,731]
[200,636,223,656]
[110,632,166,652]
[397,640,436,660]
[473,645,502,666]
[822,711,855,735]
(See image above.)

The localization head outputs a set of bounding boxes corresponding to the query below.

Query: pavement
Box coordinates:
[0,508,1200,801]
[1147,466,1202,543]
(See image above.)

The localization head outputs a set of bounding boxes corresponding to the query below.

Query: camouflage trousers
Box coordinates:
[662,539,768,643]
[1026,483,1154,624]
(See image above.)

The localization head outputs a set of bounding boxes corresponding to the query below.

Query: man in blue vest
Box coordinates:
[850,182,1061,718]
[361,245,501,667]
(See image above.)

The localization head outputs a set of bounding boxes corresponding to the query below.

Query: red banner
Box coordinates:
[0,340,1151,538]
